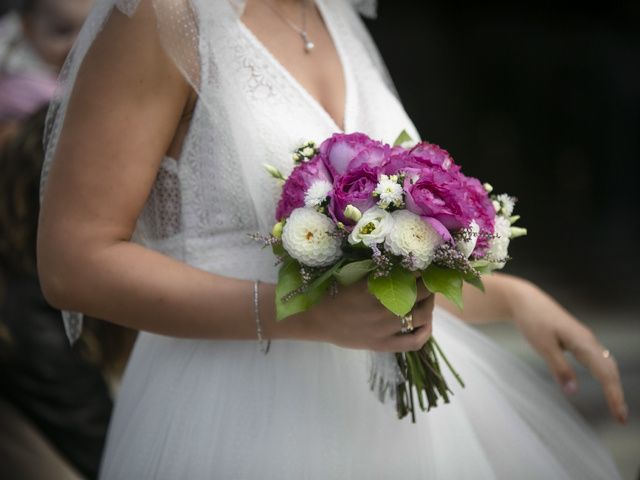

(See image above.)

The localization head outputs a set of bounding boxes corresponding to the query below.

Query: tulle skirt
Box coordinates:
[98,307,621,479]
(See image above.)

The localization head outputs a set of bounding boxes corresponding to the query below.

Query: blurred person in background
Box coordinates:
[0,0,136,477]
[0,106,136,479]
[0,0,92,143]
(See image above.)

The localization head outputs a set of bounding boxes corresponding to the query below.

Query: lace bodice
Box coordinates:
[135,0,419,279]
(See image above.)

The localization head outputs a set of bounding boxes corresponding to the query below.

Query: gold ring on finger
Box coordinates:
[400,313,414,334]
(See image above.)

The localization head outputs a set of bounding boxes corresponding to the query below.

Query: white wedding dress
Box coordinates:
[41,0,623,478]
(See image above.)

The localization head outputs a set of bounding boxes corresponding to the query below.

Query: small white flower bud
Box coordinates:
[343,204,362,223]
[272,221,284,239]
[483,183,494,193]
[510,226,527,238]
[263,163,286,181]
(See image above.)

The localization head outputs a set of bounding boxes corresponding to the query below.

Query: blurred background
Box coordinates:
[0,0,637,478]
[365,1,639,478]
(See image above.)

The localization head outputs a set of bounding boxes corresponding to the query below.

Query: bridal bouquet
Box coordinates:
[256,131,526,421]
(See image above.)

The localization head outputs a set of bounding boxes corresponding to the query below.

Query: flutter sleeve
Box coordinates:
[40,0,204,343]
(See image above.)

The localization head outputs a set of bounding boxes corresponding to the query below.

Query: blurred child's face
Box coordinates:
[22,0,93,72]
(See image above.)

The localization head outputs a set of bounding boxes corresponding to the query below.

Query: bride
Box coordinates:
[38,0,627,477]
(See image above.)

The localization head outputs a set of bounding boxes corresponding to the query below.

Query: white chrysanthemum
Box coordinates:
[374,174,404,209]
[348,207,394,247]
[486,215,511,270]
[496,194,515,217]
[384,210,443,270]
[304,180,333,208]
[282,208,342,267]
[456,220,479,258]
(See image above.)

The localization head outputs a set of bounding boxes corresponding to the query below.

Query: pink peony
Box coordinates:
[320,132,389,177]
[403,168,495,246]
[329,163,379,227]
[383,142,460,176]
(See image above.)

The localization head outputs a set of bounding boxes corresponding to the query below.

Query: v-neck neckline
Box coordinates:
[238,0,351,133]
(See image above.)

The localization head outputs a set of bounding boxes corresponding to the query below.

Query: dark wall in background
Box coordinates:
[365,2,640,309]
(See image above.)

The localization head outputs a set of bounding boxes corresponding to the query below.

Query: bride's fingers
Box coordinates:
[542,344,579,395]
[416,280,431,303]
[564,331,628,424]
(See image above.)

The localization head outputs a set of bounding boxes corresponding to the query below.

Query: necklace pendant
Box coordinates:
[301,32,314,53]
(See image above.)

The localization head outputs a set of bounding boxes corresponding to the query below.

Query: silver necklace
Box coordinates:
[262,0,315,53]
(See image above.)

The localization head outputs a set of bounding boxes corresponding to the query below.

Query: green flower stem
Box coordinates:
[430,337,465,388]
[394,336,465,422]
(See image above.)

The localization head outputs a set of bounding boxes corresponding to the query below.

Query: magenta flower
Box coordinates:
[460,176,495,257]
[275,157,332,221]
[320,133,389,177]
[330,163,379,227]
[383,142,459,176]
[403,168,495,247]
[404,169,470,231]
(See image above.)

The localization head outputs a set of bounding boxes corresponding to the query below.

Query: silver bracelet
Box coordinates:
[253,280,271,354]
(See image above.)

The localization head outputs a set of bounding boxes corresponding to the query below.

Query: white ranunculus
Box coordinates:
[348,207,394,247]
[282,208,343,267]
[486,215,511,270]
[304,180,333,208]
[456,220,479,258]
[384,210,443,270]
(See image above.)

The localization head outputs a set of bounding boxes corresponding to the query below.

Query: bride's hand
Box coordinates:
[288,280,434,353]
[510,280,628,425]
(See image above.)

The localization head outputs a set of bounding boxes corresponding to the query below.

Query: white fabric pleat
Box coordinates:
[99,308,621,479]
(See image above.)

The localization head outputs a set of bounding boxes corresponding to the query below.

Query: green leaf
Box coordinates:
[422,266,464,310]
[367,266,417,316]
[393,129,414,147]
[275,260,329,321]
[335,259,375,286]
[463,273,485,292]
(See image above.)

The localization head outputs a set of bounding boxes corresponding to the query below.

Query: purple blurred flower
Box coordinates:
[0,72,57,122]
[275,156,332,221]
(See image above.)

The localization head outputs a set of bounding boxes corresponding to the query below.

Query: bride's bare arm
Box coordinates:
[436,273,628,424]
[37,1,432,352]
